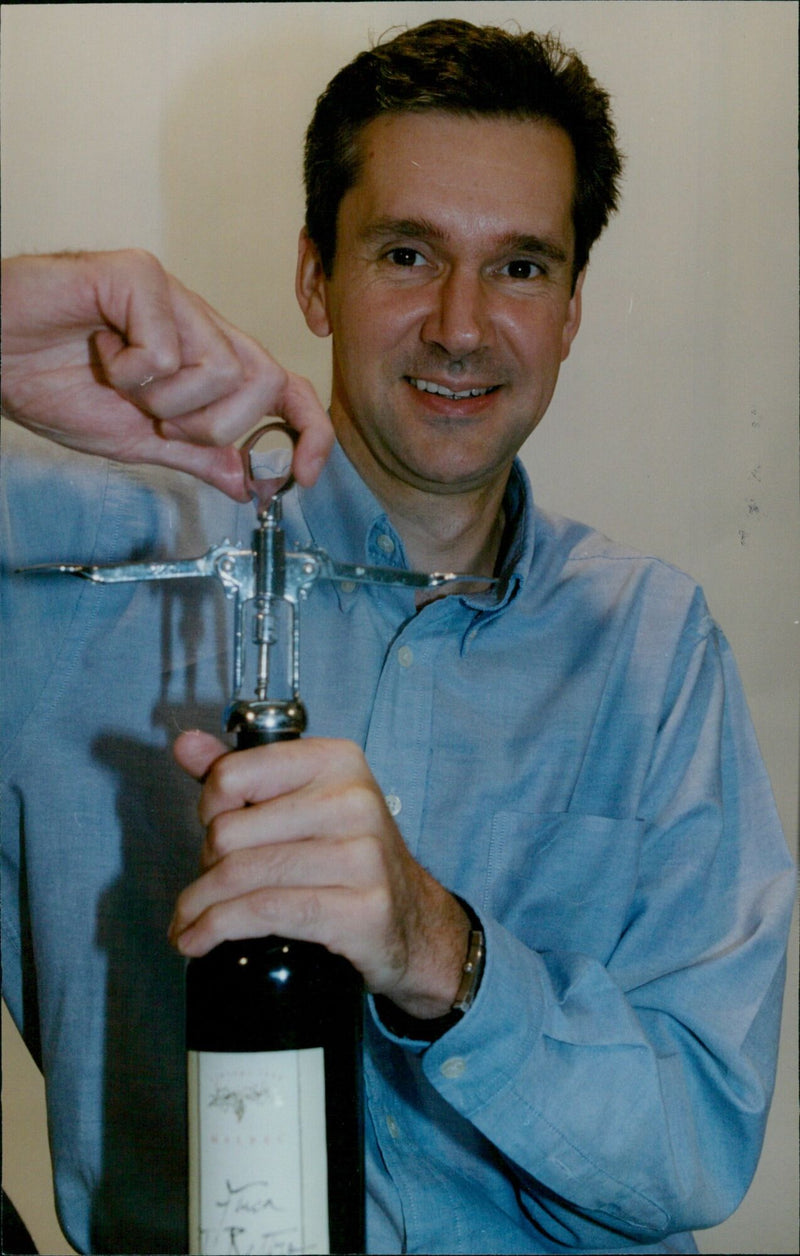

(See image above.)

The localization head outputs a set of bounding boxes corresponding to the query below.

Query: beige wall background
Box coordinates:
[1,3,797,1253]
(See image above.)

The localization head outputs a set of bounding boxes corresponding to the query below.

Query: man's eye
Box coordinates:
[387,247,424,267]
[501,259,542,279]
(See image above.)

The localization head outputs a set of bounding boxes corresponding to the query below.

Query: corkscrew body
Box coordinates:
[19,424,498,740]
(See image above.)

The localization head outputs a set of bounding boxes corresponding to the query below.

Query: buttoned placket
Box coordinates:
[362,609,439,862]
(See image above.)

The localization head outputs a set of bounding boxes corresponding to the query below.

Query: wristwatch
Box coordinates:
[451,904,486,1013]
[374,896,486,1042]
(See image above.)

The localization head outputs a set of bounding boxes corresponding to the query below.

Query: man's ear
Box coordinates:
[296,229,332,338]
[560,267,585,363]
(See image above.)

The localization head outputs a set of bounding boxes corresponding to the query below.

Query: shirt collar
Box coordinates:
[295,441,536,615]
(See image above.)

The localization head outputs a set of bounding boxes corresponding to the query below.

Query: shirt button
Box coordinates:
[376,533,396,555]
[397,645,414,668]
[386,1114,400,1139]
[384,794,402,817]
[339,580,356,594]
[440,1057,467,1080]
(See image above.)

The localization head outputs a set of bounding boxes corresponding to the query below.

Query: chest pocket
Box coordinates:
[483,811,644,964]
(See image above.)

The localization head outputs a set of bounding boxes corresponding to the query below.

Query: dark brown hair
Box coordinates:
[304,19,623,285]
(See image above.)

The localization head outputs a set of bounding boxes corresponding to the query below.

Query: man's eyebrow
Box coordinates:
[361,219,570,266]
[500,233,570,267]
[361,217,447,246]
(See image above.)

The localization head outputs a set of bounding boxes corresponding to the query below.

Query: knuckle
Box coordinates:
[295,891,323,930]
[204,815,234,862]
[203,900,238,946]
[213,850,246,894]
[322,737,369,780]
[367,879,394,924]
[205,753,237,798]
[130,247,160,270]
[194,901,223,947]
[252,842,292,888]
[364,886,405,973]
[260,356,287,392]
[151,336,182,370]
[340,739,367,771]
[351,780,383,827]
[249,887,321,935]
[142,346,181,380]
[210,353,243,391]
[114,246,161,276]
[245,890,274,929]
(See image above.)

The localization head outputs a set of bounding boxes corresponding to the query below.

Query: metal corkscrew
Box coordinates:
[21,423,498,745]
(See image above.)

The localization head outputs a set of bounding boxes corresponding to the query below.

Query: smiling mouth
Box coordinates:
[407,376,500,401]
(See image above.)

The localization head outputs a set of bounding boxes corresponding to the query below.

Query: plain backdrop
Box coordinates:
[1,4,797,1254]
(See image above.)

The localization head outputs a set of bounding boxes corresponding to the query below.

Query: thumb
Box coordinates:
[173,729,229,781]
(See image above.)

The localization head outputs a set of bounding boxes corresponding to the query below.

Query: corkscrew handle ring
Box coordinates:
[240,422,299,516]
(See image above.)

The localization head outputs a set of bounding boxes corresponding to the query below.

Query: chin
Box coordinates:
[398,453,509,495]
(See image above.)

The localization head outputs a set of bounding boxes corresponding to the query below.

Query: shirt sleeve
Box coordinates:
[0,424,170,1032]
[371,613,795,1247]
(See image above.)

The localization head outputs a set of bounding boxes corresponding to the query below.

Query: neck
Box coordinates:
[333,417,509,579]
[386,486,507,579]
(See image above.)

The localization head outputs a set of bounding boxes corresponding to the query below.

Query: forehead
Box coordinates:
[344,111,576,249]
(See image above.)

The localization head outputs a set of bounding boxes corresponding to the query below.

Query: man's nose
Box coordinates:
[420,267,492,358]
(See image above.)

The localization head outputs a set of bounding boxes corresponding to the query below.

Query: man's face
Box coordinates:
[297,111,583,499]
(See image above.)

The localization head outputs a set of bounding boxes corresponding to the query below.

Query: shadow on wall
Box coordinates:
[159,32,335,402]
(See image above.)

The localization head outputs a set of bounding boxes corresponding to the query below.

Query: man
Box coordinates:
[1,19,793,1255]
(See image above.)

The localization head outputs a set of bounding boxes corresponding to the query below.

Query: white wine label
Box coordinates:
[189,1047,329,1255]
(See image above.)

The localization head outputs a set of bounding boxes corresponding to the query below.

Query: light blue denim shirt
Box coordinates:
[1,423,793,1255]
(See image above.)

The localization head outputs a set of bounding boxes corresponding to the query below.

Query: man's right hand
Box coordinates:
[0,249,332,499]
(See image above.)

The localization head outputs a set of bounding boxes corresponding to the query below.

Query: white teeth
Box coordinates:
[409,377,495,400]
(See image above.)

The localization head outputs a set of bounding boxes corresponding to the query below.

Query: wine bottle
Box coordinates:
[186,701,365,1256]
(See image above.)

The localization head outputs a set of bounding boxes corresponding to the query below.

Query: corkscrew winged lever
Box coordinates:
[20,423,499,747]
